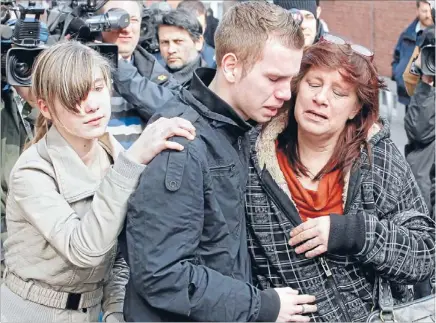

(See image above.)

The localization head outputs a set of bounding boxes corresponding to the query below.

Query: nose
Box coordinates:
[275,82,292,102]
[313,87,328,106]
[168,42,177,54]
[83,93,100,114]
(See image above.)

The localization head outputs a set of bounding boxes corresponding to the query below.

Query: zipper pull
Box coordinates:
[238,136,242,151]
[320,258,332,277]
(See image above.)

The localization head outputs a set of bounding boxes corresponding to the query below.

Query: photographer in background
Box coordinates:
[99,0,180,148]
[392,0,433,110]
[403,23,435,300]
[0,8,49,280]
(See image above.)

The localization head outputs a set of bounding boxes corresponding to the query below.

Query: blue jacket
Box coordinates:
[392,19,419,106]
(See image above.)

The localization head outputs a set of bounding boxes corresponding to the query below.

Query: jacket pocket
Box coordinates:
[209,163,236,177]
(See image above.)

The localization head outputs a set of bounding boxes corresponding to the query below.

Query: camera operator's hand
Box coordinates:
[414,51,422,70]
[13,86,38,110]
[422,75,435,86]
[125,117,196,165]
[275,287,317,322]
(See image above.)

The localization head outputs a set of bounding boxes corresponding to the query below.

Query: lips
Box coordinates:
[306,110,328,119]
[85,116,104,124]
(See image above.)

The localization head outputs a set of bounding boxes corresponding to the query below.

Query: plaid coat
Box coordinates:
[245,112,435,322]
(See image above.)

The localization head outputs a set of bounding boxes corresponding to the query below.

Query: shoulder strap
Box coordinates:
[164,106,200,192]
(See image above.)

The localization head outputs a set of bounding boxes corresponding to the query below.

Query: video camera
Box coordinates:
[418,25,435,76]
[1,1,46,87]
[1,0,128,87]
[47,0,129,42]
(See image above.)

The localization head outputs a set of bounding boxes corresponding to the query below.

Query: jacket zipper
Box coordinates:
[319,258,352,322]
[260,171,352,322]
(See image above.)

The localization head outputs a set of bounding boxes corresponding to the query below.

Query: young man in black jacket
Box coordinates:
[122,2,315,322]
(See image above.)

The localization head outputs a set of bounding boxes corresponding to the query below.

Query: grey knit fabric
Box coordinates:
[273,0,317,16]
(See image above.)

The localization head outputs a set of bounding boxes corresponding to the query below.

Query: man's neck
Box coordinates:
[167,55,201,84]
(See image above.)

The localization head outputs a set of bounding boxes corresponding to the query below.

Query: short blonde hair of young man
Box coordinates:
[215,1,304,76]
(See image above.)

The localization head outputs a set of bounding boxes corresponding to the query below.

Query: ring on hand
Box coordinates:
[301,304,306,314]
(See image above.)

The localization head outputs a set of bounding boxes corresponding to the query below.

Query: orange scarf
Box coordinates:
[276,146,344,222]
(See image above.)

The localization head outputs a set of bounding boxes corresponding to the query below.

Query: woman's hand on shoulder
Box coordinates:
[125,117,196,165]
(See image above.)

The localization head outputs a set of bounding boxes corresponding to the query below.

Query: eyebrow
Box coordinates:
[93,78,105,84]
[267,70,299,78]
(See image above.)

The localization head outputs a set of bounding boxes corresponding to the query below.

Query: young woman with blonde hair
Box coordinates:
[1,41,196,322]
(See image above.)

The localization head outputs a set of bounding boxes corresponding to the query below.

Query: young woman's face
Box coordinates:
[53,68,112,140]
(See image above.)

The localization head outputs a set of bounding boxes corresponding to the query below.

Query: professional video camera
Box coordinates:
[418,25,435,76]
[139,5,159,54]
[45,0,130,68]
[1,1,46,87]
[47,0,129,42]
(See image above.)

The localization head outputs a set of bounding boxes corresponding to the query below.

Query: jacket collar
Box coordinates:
[188,68,253,138]
[254,109,383,208]
[36,126,123,202]
[168,55,204,86]
[403,19,420,41]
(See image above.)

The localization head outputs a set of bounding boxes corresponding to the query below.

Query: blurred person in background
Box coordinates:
[273,0,325,47]
[403,22,435,299]
[177,0,216,68]
[392,0,433,110]
[205,7,219,48]
[158,9,208,87]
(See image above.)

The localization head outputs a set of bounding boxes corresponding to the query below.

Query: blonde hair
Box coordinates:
[28,41,112,147]
[215,1,304,75]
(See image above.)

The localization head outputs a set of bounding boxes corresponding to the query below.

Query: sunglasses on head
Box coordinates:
[320,34,374,62]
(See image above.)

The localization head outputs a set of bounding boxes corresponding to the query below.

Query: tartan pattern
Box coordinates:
[245,123,435,322]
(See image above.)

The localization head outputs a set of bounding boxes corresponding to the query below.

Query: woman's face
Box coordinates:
[51,68,112,140]
[294,66,360,141]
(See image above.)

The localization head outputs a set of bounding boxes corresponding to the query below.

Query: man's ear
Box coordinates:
[195,35,204,52]
[37,99,52,121]
[316,6,322,19]
[220,53,242,83]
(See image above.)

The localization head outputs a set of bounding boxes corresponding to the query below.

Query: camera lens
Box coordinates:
[6,47,43,86]
[9,55,33,84]
[424,50,435,75]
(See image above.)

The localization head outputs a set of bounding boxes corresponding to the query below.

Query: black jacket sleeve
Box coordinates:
[404,80,435,145]
[112,60,180,121]
[125,142,270,322]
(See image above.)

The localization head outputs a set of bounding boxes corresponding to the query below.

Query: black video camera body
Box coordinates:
[1,1,46,87]
[418,25,435,76]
